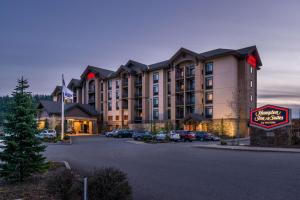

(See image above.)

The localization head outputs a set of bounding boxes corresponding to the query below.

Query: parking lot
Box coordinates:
[45,136,300,200]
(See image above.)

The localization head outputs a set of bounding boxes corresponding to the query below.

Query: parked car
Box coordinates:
[208,133,220,141]
[105,130,116,137]
[194,131,209,141]
[132,131,153,141]
[113,130,134,138]
[155,131,167,141]
[194,131,220,141]
[177,130,196,142]
[37,129,57,138]
[169,130,181,142]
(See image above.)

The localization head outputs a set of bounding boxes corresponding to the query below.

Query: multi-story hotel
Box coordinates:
[40,46,262,137]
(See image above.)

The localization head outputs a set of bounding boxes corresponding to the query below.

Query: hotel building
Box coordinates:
[45,46,262,137]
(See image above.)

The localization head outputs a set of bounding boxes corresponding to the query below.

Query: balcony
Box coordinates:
[186,71,195,78]
[122,92,128,98]
[89,87,95,93]
[176,74,184,80]
[186,99,195,105]
[186,85,195,91]
[135,103,142,109]
[176,87,184,93]
[135,79,142,86]
[134,116,142,122]
[176,100,184,106]
[122,80,128,87]
[135,92,142,98]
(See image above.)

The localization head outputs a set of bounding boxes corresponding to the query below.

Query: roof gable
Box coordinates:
[38,100,98,116]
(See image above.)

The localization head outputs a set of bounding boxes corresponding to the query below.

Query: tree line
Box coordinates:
[0,94,51,126]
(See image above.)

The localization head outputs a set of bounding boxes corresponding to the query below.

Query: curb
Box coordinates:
[62,160,71,170]
[194,145,300,153]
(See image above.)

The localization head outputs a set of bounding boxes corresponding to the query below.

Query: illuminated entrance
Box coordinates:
[67,119,94,134]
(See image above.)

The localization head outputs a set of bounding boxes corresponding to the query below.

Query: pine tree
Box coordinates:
[0,77,49,182]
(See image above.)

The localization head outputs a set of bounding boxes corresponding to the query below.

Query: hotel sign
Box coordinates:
[250,105,291,130]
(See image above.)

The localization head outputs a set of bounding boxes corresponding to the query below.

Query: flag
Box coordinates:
[62,75,73,100]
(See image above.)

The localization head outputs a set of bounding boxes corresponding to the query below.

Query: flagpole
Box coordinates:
[61,74,64,140]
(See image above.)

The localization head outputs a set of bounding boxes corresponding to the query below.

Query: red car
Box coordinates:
[176,130,196,142]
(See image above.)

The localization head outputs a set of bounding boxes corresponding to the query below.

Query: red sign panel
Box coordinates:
[87,72,96,80]
[250,105,291,130]
[247,55,257,69]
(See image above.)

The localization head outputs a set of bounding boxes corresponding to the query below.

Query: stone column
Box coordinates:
[127,75,135,123]
[142,72,149,122]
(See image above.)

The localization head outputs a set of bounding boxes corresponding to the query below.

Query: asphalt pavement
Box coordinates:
[45,136,300,200]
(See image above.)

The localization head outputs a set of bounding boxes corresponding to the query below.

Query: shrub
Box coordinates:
[47,169,80,200]
[87,167,132,200]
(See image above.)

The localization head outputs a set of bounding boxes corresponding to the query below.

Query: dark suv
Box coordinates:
[113,130,134,138]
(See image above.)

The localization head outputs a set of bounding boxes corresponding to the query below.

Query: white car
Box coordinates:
[169,131,181,142]
[38,129,57,138]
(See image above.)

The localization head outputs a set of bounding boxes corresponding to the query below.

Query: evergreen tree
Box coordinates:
[0,77,49,182]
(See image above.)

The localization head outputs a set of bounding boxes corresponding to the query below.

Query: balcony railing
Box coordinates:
[135,92,142,97]
[122,80,128,87]
[135,104,142,109]
[135,79,142,85]
[176,87,184,93]
[176,100,184,106]
[122,93,128,98]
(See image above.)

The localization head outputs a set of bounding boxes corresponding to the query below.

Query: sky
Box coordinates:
[0,0,299,117]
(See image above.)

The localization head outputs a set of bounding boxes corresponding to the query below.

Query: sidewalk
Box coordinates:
[194,144,300,153]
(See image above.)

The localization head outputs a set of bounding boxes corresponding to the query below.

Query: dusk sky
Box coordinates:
[0,0,299,116]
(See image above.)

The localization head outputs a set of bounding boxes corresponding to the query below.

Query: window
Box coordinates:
[153,84,159,96]
[108,116,113,121]
[167,109,171,119]
[100,103,103,111]
[116,101,119,110]
[100,82,103,91]
[205,92,213,104]
[124,115,128,121]
[108,91,112,100]
[108,101,112,111]
[100,93,103,101]
[250,95,253,102]
[205,77,213,90]
[167,71,171,82]
[116,90,119,99]
[186,65,195,76]
[116,80,119,89]
[108,80,112,90]
[205,107,213,118]
[250,80,253,88]
[250,67,253,74]
[153,109,159,120]
[153,97,159,108]
[153,72,159,83]
[167,96,171,107]
[116,115,119,121]
[205,62,213,75]
[167,84,171,95]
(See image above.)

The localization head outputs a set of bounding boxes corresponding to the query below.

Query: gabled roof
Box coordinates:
[67,79,81,89]
[51,86,62,97]
[199,48,235,58]
[199,45,262,67]
[110,60,147,78]
[169,47,206,63]
[148,60,170,71]
[38,100,98,116]
[81,65,114,79]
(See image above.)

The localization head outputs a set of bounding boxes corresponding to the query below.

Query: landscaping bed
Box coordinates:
[0,162,66,200]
